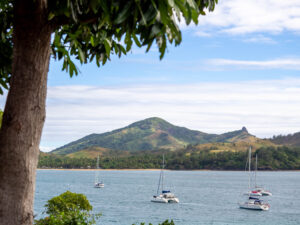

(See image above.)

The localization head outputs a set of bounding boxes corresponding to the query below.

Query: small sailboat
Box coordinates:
[252,154,272,196]
[94,155,104,188]
[239,147,270,211]
[151,155,179,203]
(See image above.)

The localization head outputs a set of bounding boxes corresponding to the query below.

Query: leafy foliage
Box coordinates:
[0,0,218,93]
[44,191,92,215]
[34,191,100,225]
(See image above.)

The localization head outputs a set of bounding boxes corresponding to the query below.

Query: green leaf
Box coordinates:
[118,44,127,55]
[158,1,168,24]
[114,2,132,24]
[48,12,55,21]
[159,35,167,60]
[78,47,85,63]
[103,38,111,55]
[146,39,154,52]
[136,2,147,25]
[186,0,198,10]
[90,36,95,47]
[132,34,141,47]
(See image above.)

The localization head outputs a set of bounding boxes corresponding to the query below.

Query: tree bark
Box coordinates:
[0,1,51,224]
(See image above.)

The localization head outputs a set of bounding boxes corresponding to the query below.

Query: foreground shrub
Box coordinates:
[34,191,100,225]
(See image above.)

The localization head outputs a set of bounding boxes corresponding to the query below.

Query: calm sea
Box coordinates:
[35,170,300,225]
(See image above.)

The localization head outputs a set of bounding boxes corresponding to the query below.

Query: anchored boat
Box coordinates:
[239,147,270,211]
[94,155,104,188]
[239,197,270,211]
[151,155,179,203]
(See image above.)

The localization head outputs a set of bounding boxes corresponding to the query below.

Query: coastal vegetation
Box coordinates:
[35,191,100,225]
[270,132,300,147]
[39,146,300,170]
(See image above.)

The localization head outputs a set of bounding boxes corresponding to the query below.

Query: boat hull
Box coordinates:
[253,187,272,196]
[239,203,270,211]
[261,191,272,196]
[94,183,104,188]
[151,196,179,203]
[151,197,168,203]
[167,197,179,203]
[244,192,262,197]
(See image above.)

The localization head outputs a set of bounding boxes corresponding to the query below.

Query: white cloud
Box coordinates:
[243,35,277,44]
[194,30,212,37]
[206,58,300,70]
[40,78,300,149]
[192,0,300,36]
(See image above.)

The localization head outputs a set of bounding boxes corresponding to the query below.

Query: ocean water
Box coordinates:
[35,170,300,225]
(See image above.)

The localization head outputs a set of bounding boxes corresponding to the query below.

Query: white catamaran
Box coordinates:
[151,155,179,203]
[94,155,104,188]
[239,147,270,211]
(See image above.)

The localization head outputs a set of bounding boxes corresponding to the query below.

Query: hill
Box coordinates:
[270,132,300,147]
[190,139,276,153]
[52,117,258,155]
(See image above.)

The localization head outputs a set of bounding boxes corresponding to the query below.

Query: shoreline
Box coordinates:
[38,168,163,171]
[37,168,300,172]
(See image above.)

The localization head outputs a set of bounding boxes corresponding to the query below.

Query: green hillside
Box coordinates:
[190,139,276,153]
[270,132,300,147]
[52,117,257,155]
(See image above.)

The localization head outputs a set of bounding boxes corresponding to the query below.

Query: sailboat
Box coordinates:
[151,155,179,203]
[252,154,272,196]
[94,155,104,188]
[243,149,262,197]
[239,147,270,211]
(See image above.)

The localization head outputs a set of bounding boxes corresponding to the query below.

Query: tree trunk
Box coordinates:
[0,1,51,224]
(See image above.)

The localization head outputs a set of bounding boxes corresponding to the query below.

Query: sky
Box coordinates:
[1,0,300,152]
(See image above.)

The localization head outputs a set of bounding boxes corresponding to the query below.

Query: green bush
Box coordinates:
[134,220,175,225]
[34,191,100,225]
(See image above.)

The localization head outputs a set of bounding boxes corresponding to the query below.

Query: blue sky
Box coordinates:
[2,0,300,151]
[49,30,300,86]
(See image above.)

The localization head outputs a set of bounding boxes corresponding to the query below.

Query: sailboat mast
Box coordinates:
[255,153,257,188]
[248,147,251,191]
[161,154,165,192]
[156,171,162,195]
[95,155,99,183]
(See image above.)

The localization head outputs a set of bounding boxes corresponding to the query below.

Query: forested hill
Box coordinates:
[52,117,257,155]
[270,132,300,147]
